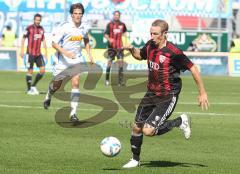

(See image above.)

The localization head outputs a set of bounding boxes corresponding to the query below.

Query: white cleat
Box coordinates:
[31,86,39,95]
[179,114,191,139]
[27,89,35,95]
[105,80,110,86]
[122,158,140,169]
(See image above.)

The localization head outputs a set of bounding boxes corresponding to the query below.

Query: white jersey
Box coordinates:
[52,20,89,74]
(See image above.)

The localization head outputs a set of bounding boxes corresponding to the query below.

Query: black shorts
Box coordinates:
[107,48,124,60]
[135,91,178,128]
[26,54,45,69]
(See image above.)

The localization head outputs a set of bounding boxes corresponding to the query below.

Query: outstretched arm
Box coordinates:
[190,65,209,110]
[124,46,142,60]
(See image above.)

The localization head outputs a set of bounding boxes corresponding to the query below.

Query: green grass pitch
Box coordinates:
[0,71,239,174]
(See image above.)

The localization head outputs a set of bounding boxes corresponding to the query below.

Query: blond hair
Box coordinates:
[152,19,169,34]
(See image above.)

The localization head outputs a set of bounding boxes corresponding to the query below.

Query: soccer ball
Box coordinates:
[100,137,121,157]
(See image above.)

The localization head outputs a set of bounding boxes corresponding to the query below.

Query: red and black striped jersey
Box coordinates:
[105,20,127,49]
[140,40,194,96]
[23,24,45,56]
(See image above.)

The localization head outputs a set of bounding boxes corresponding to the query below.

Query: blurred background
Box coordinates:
[0,0,240,76]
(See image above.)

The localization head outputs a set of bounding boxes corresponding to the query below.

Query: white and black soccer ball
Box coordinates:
[100,136,121,157]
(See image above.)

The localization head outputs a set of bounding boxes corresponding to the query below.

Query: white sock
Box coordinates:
[70,88,80,116]
[45,90,52,100]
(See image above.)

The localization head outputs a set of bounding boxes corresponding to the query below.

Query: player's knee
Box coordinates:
[52,80,62,92]
[142,125,155,136]
[71,77,79,88]
[39,69,45,74]
[132,124,143,134]
[28,69,33,74]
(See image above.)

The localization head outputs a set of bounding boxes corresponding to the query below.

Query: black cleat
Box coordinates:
[70,114,79,123]
[43,99,51,110]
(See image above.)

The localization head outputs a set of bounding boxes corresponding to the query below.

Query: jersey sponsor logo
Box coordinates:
[69,35,83,41]
[34,34,43,40]
[149,60,159,70]
[113,28,122,34]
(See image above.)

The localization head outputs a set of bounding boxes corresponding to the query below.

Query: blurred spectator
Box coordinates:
[0,25,17,47]
[230,34,240,53]
[187,42,198,52]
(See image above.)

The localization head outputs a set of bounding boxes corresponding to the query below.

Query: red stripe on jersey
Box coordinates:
[37,35,41,56]
[109,23,113,46]
[154,51,161,95]
[167,42,182,55]
[28,27,34,55]
[148,49,155,62]
[114,24,118,48]
[163,55,171,95]
[33,27,37,55]
[117,28,121,48]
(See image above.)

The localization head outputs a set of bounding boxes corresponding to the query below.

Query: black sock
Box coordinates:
[118,67,123,84]
[155,117,182,135]
[106,66,111,81]
[32,73,43,86]
[130,133,143,161]
[26,74,32,91]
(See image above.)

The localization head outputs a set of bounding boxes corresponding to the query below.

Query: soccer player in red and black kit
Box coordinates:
[104,10,127,86]
[122,19,209,168]
[21,13,47,95]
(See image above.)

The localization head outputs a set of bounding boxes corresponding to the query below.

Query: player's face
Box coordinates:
[34,17,41,26]
[72,8,83,25]
[113,12,120,22]
[150,26,166,46]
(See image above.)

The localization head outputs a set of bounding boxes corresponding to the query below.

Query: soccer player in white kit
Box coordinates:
[43,3,93,122]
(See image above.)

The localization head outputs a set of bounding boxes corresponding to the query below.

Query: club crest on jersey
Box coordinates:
[159,55,166,63]
[69,35,83,41]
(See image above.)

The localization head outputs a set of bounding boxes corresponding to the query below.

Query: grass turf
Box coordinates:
[0,71,240,174]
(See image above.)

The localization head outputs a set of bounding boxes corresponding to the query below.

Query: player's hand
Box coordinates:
[198,92,209,110]
[64,51,75,59]
[89,58,94,65]
[89,55,94,65]
[122,44,133,50]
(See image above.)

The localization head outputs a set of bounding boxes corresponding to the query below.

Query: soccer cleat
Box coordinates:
[27,89,35,95]
[70,114,79,123]
[31,86,39,95]
[105,80,110,86]
[43,99,51,110]
[122,158,140,169]
[179,114,191,139]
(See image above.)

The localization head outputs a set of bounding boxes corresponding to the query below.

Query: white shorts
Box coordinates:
[52,53,86,76]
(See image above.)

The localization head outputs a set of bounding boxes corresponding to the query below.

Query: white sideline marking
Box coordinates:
[0,104,239,116]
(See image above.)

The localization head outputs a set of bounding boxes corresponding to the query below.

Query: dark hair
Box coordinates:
[113,10,121,15]
[6,25,11,30]
[70,3,84,14]
[34,13,42,19]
